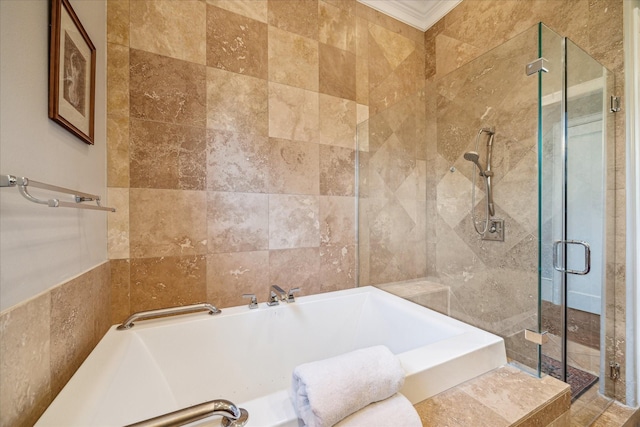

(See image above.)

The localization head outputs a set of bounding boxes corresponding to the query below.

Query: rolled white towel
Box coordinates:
[291,345,405,427]
[334,394,422,427]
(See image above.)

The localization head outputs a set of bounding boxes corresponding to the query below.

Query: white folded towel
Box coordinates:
[291,345,405,427]
[334,393,422,427]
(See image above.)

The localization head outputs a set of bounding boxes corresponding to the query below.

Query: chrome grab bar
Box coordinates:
[125,399,249,427]
[117,303,221,330]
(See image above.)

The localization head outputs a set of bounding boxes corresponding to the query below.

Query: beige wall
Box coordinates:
[424,0,626,402]
[106,0,426,321]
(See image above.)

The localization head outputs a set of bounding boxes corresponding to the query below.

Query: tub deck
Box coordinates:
[36,286,507,427]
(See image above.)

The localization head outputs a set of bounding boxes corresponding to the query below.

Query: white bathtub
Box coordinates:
[36,286,506,427]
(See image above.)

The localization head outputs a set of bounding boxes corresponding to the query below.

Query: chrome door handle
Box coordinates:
[552,240,591,275]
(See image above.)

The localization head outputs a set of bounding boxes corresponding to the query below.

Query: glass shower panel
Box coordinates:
[539,26,613,398]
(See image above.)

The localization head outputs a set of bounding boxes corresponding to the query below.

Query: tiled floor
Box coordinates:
[570,383,640,427]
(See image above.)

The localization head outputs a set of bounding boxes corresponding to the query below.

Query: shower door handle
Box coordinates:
[552,240,591,275]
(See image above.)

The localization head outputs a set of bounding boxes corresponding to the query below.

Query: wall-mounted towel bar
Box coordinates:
[0,174,115,212]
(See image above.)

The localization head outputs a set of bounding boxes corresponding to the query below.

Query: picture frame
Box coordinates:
[49,0,96,145]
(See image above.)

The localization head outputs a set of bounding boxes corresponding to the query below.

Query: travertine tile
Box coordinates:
[130,0,206,64]
[206,0,268,23]
[355,1,424,45]
[107,187,130,259]
[130,119,206,190]
[129,188,207,258]
[107,43,129,117]
[92,263,112,341]
[130,256,207,313]
[268,138,319,195]
[268,0,319,40]
[320,195,356,246]
[107,114,129,188]
[268,82,319,142]
[320,244,356,291]
[207,191,269,253]
[269,247,320,293]
[368,23,415,70]
[415,387,511,427]
[355,54,369,105]
[319,1,356,53]
[207,251,270,308]
[269,194,320,249]
[319,145,356,196]
[268,26,319,91]
[207,68,268,137]
[206,129,269,193]
[130,49,206,127]
[319,94,356,149]
[319,43,356,101]
[0,294,51,427]
[50,273,96,396]
[110,258,131,324]
[107,0,129,46]
[206,5,268,79]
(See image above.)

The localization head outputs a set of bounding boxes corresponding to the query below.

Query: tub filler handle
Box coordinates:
[125,398,249,427]
[117,303,221,330]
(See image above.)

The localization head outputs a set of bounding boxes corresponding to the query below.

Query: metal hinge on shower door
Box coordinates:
[610,96,621,113]
[526,57,549,75]
[609,362,620,380]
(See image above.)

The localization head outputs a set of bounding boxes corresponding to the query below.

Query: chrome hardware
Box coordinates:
[526,57,549,75]
[286,287,300,303]
[610,96,621,113]
[609,362,620,380]
[125,399,249,427]
[242,293,258,309]
[482,219,504,242]
[552,240,591,275]
[0,174,116,212]
[117,303,221,330]
[267,291,281,306]
[524,329,549,345]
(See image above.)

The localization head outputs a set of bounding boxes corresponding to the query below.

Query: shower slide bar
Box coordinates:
[0,174,115,212]
[125,398,249,427]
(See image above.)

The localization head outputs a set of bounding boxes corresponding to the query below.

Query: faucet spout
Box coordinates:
[271,285,286,300]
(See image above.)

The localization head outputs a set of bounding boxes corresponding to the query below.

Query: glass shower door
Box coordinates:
[539,26,614,398]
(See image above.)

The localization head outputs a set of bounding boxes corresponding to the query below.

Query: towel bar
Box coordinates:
[0,174,115,212]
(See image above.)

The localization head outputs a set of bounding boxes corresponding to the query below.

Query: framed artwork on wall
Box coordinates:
[48,0,96,145]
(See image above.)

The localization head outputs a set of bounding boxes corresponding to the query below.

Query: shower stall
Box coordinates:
[357,23,617,399]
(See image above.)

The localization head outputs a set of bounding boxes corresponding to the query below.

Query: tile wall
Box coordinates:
[0,263,111,427]
[106,0,425,319]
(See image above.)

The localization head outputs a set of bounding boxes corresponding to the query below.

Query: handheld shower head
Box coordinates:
[463,151,485,172]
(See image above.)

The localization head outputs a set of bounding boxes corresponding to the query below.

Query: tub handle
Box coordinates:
[125,398,249,427]
[117,303,221,330]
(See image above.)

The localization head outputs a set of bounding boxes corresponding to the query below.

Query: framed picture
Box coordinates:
[49,0,96,145]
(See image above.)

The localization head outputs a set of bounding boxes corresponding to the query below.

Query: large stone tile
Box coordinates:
[269,247,320,294]
[0,294,51,427]
[107,115,129,188]
[107,0,129,46]
[130,256,207,313]
[319,244,356,291]
[320,195,356,246]
[207,251,270,308]
[268,82,319,142]
[268,26,319,91]
[130,119,206,190]
[319,1,355,53]
[130,0,206,64]
[129,188,207,258]
[107,43,129,118]
[130,49,206,127]
[206,0,268,23]
[206,129,269,193]
[207,191,269,253]
[207,67,269,137]
[107,187,130,260]
[206,5,268,79]
[268,0,319,40]
[268,138,319,195]
[269,194,320,249]
[110,258,131,324]
[319,94,356,149]
[319,43,356,100]
[319,145,356,196]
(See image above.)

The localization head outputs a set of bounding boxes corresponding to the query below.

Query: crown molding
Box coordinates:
[357,0,462,31]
